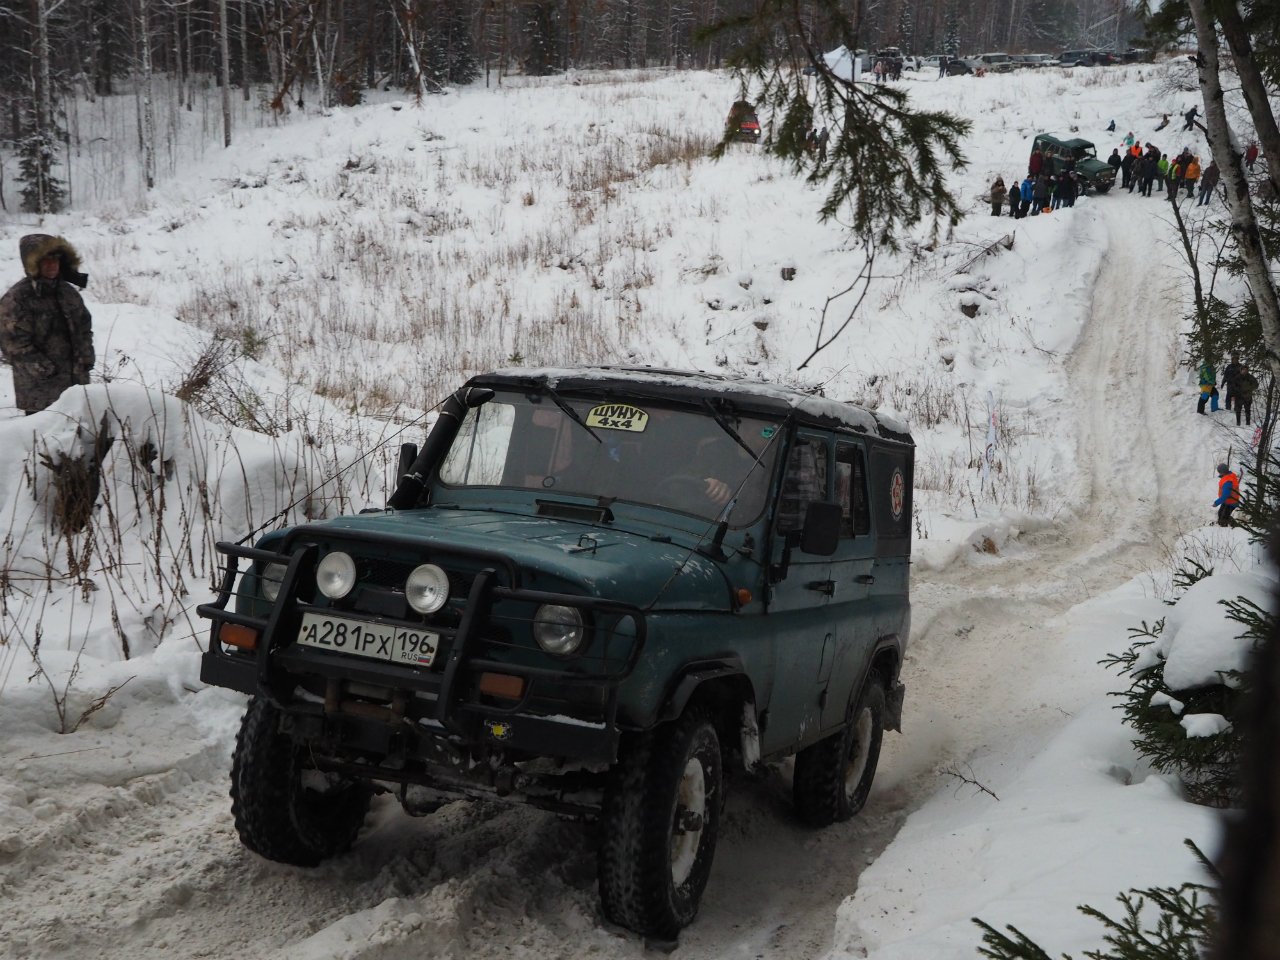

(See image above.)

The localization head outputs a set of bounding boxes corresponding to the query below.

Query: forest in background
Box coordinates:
[1,0,1152,213]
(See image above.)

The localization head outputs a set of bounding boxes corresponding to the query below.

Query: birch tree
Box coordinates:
[19,0,68,213]
[134,0,156,188]
[219,0,232,145]
[1186,0,1280,372]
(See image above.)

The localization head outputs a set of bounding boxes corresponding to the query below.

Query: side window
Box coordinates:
[836,443,871,537]
[776,436,829,533]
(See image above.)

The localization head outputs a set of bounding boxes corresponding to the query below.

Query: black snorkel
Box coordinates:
[387,386,494,510]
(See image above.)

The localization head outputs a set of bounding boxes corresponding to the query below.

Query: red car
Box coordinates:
[727,100,762,143]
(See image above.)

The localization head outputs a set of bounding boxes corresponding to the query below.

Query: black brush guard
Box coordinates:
[197,531,648,765]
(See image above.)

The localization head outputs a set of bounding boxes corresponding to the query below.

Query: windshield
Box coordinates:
[438,390,783,526]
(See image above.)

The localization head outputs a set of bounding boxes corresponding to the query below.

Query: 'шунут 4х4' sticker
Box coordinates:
[585,403,649,432]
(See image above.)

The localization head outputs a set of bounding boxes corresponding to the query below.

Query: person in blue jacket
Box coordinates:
[1019,176,1034,217]
[1214,463,1240,527]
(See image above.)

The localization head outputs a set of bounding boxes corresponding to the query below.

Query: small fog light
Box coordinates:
[317,551,357,599]
[406,563,449,614]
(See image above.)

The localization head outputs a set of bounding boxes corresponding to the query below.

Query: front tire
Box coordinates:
[599,709,723,938]
[793,676,886,827]
[1094,182,1113,194]
[230,696,372,866]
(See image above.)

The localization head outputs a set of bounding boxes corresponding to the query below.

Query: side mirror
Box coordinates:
[799,501,841,556]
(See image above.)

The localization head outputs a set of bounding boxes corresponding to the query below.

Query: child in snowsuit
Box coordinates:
[1214,463,1240,527]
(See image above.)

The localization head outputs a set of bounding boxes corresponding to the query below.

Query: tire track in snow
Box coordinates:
[0,206,1207,960]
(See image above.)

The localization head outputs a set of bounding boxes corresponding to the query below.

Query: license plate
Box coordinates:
[296,612,439,667]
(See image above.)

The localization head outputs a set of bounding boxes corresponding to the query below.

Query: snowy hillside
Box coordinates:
[0,60,1272,959]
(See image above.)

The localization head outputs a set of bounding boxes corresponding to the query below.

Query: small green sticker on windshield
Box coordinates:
[761,426,777,439]
[585,403,649,432]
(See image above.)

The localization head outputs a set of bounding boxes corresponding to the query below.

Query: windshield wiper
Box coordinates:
[702,399,763,462]
[540,383,602,444]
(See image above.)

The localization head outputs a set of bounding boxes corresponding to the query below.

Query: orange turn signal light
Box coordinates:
[736,588,753,607]
[479,672,526,700]
[219,623,260,651]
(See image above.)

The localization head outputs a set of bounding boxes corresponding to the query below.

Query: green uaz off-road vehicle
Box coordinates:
[199,367,912,938]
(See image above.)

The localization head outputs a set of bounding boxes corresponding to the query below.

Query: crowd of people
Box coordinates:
[1107,135,1220,204]
[987,105,1266,222]
[1198,354,1263,527]
[1198,354,1260,425]
[989,144,1087,218]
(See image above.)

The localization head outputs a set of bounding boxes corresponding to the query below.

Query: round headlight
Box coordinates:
[406,563,450,614]
[533,604,585,656]
[316,551,357,599]
[260,562,287,602]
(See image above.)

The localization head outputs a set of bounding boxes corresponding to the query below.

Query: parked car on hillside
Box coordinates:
[1060,49,1119,66]
[921,54,946,71]
[199,366,915,939]
[1012,53,1060,68]
[945,57,982,76]
[978,52,1015,72]
[726,100,761,143]
[1032,133,1116,193]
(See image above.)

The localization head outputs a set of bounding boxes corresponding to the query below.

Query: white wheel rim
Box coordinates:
[844,708,873,798]
[670,757,707,886]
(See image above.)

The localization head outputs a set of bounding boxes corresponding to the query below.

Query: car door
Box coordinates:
[823,441,877,728]
[762,432,834,755]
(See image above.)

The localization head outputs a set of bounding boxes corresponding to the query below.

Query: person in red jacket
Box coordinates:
[1245,141,1259,172]
[1028,148,1043,178]
[1214,463,1241,527]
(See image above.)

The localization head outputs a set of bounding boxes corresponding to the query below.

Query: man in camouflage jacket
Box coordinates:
[0,234,94,414]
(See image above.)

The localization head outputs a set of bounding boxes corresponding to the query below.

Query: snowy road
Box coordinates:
[0,195,1208,960]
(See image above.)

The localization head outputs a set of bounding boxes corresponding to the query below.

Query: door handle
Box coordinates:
[855,574,875,584]
[805,580,836,596]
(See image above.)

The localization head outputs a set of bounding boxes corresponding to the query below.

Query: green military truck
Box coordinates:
[1032,133,1116,193]
[199,367,913,939]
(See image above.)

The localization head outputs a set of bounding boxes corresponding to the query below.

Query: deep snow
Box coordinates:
[0,58,1272,959]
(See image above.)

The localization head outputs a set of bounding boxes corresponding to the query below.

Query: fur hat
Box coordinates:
[18,233,88,288]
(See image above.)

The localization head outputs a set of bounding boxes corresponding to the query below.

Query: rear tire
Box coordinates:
[230,696,372,866]
[599,709,723,938]
[793,675,886,827]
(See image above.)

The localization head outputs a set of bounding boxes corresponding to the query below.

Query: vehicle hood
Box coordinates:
[302,509,741,611]
[1080,158,1114,177]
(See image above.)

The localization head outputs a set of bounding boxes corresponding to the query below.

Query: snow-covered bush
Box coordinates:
[1101,564,1273,808]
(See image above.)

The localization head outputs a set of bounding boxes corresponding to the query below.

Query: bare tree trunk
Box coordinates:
[389,0,428,101]
[1186,0,1280,375]
[241,0,251,101]
[1168,197,1217,366]
[218,0,233,145]
[139,0,157,189]
[172,0,185,111]
[32,0,53,214]
[184,0,195,111]
[1215,1,1280,199]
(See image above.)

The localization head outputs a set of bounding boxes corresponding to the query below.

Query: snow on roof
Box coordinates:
[473,366,912,442]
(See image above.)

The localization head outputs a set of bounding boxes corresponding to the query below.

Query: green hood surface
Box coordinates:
[297,508,743,611]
